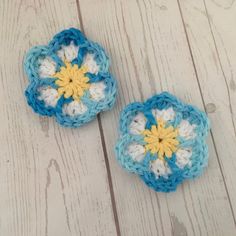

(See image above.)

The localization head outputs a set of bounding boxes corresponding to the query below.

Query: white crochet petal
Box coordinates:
[89,82,106,101]
[63,101,88,117]
[38,87,59,107]
[175,148,192,169]
[38,57,56,78]
[82,53,100,74]
[178,120,197,140]
[150,159,171,179]
[129,113,147,135]
[57,42,79,62]
[152,107,175,122]
[127,143,146,162]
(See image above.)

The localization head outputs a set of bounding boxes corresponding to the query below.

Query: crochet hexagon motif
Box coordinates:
[24,28,117,127]
[115,92,210,192]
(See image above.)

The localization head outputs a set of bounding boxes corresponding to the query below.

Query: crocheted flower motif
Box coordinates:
[24,28,117,127]
[115,92,210,192]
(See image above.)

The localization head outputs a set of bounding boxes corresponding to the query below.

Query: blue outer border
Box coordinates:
[115,92,210,192]
[24,28,117,127]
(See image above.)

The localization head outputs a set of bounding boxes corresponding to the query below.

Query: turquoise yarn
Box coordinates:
[24,28,117,127]
[115,92,210,192]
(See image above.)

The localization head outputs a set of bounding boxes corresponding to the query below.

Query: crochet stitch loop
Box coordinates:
[24,28,117,127]
[115,92,210,192]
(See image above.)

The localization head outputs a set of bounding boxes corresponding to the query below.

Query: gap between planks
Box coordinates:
[76,0,236,235]
[75,0,121,235]
[177,0,236,225]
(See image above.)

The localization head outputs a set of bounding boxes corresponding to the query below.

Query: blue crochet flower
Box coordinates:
[24,28,117,127]
[115,92,210,192]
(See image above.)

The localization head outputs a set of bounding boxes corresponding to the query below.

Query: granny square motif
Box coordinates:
[24,28,117,127]
[115,92,210,192]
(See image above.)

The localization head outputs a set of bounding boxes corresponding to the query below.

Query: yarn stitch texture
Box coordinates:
[24,28,117,127]
[115,92,210,192]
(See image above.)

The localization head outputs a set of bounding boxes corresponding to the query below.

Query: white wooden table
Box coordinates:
[0,0,236,235]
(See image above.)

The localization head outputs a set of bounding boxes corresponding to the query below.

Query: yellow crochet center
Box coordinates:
[53,61,90,101]
[143,119,179,161]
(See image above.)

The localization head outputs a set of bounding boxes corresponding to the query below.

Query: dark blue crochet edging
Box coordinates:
[24,28,117,127]
[115,92,210,192]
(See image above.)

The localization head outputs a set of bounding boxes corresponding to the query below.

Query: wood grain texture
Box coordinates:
[79,0,236,235]
[0,0,236,235]
[179,0,236,218]
[0,0,116,235]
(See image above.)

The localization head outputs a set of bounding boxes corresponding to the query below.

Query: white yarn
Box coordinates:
[82,53,100,74]
[150,159,171,179]
[57,42,79,62]
[38,57,56,78]
[127,143,146,162]
[63,101,88,116]
[129,113,146,135]
[175,148,192,169]
[178,120,196,140]
[89,82,106,101]
[152,107,175,122]
[38,87,59,107]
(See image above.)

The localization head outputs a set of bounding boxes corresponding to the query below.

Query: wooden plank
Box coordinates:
[79,0,236,235]
[179,0,236,219]
[0,1,117,235]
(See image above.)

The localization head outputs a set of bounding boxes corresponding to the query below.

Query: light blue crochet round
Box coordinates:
[24,28,117,127]
[115,92,210,192]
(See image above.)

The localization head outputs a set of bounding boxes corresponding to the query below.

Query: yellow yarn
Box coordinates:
[143,119,179,161]
[53,61,90,101]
